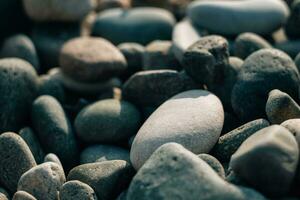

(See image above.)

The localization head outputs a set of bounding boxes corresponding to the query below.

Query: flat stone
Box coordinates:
[266,89,300,124]
[0,132,36,193]
[231,49,300,122]
[59,180,98,200]
[18,162,66,200]
[130,90,224,169]
[229,125,299,197]
[12,191,37,200]
[188,0,289,35]
[91,7,176,45]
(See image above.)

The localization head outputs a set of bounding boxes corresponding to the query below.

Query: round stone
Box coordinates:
[67,160,134,200]
[12,191,37,200]
[75,99,141,143]
[188,0,289,35]
[234,32,272,59]
[44,154,63,169]
[198,154,225,179]
[18,162,66,200]
[0,34,39,71]
[60,37,127,83]
[0,58,38,132]
[231,49,300,122]
[266,89,300,124]
[31,95,78,169]
[80,145,130,164]
[91,7,176,45]
[59,180,98,200]
[23,0,96,22]
[130,90,224,169]
[229,125,299,197]
[0,132,36,193]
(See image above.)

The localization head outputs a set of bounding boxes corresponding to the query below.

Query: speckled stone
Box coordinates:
[18,162,66,200]
[31,95,78,169]
[143,40,181,71]
[229,125,299,197]
[80,145,130,164]
[44,154,63,169]
[67,160,135,200]
[75,99,141,143]
[0,58,38,132]
[59,180,98,200]
[234,32,272,59]
[23,0,96,22]
[231,49,300,122]
[266,89,300,124]
[212,119,270,162]
[60,37,127,83]
[127,143,266,200]
[12,191,37,200]
[19,127,45,164]
[0,34,39,71]
[91,7,176,45]
[130,90,224,169]
[198,154,225,179]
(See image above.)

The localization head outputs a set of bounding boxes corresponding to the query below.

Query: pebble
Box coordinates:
[130,90,224,169]
[0,187,9,200]
[198,154,225,179]
[266,89,300,124]
[60,37,127,83]
[23,0,96,22]
[18,162,66,200]
[80,144,130,164]
[19,127,45,164]
[12,191,37,200]
[67,160,135,200]
[91,7,176,45]
[0,132,36,193]
[38,73,65,103]
[0,58,38,132]
[212,119,270,162]
[44,153,63,169]
[285,0,300,38]
[188,0,290,35]
[231,49,300,122]
[97,0,131,11]
[143,40,181,71]
[59,180,98,200]
[31,95,78,169]
[0,34,39,71]
[127,143,266,200]
[182,35,229,87]
[234,32,272,59]
[229,125,299,197]
[75,99,141,143]
[122,70,200,108]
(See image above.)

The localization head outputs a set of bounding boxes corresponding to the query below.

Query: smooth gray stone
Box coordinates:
[229,125,299,197]
[23,0,96,22]
[44,153,63,169]
[0,132,36,193]
[12,191,37,200]
[0,187,9,200]
[172,19,201,63]
[130,90,224,169]
[198,154,225,179]
[188,0,289,35]
[231,49,300,122]
[18,162,66,200]
[19,127,45,164]
[80,144,130,164]
[266,89,300,124]
[212,119,270,162]
[127,143,266,200]
[59,180,98,200]
[91,7,176,45]
[234,32,272,59]
[0,34,39,71]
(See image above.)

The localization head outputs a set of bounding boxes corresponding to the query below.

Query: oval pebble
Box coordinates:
[12,191,37,200]
[59,180,98,200]
[91,7,176,45]
[0,132,36,193]
[130,90,224,169]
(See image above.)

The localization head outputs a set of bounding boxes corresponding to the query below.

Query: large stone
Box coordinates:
[130,90,224,169]
[229,125,299,197]
[127,143,266,200]
[188,0,289,35]
[231,49,300,122]
[91,7,176,45]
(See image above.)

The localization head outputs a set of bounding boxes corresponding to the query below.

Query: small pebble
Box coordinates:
[12,191,37,200]
[38,73,65,103]
[44,153,63,169]
[198,154,225,179]
[59,180,98,200]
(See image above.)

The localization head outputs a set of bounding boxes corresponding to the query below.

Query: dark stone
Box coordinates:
[38,73,65,103]
[285,0,300,38]
[59,180,98,200]
[12,191,37,200]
